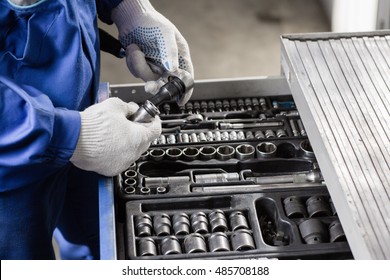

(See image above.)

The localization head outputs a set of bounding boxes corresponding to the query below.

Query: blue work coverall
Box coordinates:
[0,0,121,259]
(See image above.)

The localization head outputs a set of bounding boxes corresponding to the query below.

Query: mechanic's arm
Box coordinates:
[0,76,160,191]
[97,0,194,105]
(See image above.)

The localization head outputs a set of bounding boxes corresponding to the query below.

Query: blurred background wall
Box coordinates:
[99,0,388,85]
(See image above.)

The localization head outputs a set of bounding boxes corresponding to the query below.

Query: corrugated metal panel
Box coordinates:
[281,31,390,259]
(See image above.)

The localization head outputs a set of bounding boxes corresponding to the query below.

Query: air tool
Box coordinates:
[129,64,194,123]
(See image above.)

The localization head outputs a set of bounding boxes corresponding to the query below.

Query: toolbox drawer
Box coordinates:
[98,76,352,259]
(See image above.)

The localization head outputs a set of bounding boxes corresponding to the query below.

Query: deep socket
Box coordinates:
[172,213,190,235]
[208,232,230,252]
[256,142,277,158]
[231,229,255,251]
[235,144,255,160]
[182,147,200,161]
[190,212,209,234]
[209,210,228,232]
[306,196,332,217]
[166,147,183,161]
[297,119,307,136]
[229,211,249,231]
[153,213,171,236]
[138,237,157,256]
[135,214,153,237]
[216,145,235,160]
[289,119,300,137]
[161,236,182,255]
[199,146,217,160]
[184,233,207,254]
[283,196,308,218]
[149,148,165,161]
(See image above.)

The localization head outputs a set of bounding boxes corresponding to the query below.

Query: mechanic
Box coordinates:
[0,0,193,259]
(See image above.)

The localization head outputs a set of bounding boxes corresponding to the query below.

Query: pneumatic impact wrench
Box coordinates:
[129,69,194,123]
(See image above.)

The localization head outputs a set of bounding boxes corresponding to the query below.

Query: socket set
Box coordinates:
[124,188,351,259]
[113,94,352,259]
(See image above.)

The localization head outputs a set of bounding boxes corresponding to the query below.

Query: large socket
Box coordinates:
[125,187,351,260]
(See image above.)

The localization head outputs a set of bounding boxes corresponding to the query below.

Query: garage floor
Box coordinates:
[99,0,330,85]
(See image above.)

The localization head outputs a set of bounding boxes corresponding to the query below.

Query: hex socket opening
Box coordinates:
[256,142,277,158]
[166,147,183,160]
[300,140,315,158]
[149,149,165,161]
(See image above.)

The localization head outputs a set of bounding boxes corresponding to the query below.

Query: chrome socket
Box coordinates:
[306,196,332,217]
[221,131,230,141]
[123,186,136,195]
[216,145,235,161]
[297,119,307,136]
[158,134,166,145]
[265,129,276,138]
[128,162,137,170]
[161,236,182,255]
[229,131,238,140]
[140,187,151,195]
[198,132,207,142]
[139,151,149,161]
[182,147,199,161]
[229,211,249,231]
[153,213,171,236]
[276,129,287,138]
[206,131,214,141]
[124,169,137,178]
[283,196,308,218]
[209,210,228,232]
[199,146,217,160]
[299,219,327,244]
[329,220,346,242]
[149,148,165,161]
[181,133,189,143]
[156,186,168,194]
[208,232,230,252]
[245,131,254,139]
[289,119,300,137]
[124,177,137,188]
[172,213,190,235]
[300,140,315,158]
[135,214,153,237]
[167,134,176,144]
[235,144,255,160]
[237,131,245,140]
[231,229,255,251]
[214,131,222,141]
[184,233,207,254]
[138,237,157,256]
[190,133,198,143]
[190,212,209,234]
[166,147,183,161]
[255,130,265,139]
[256,142,277,158]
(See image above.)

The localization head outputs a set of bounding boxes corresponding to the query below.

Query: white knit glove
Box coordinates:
[111,0,194,106]
[70,98,161,176]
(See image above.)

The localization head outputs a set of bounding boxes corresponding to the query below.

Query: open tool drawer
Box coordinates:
[98,76,352,259]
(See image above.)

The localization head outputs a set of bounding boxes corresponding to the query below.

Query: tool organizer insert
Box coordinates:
[114,93,352,259]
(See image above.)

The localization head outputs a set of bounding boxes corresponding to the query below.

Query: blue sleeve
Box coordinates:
[0,76,81,191]
[96,0,123,24]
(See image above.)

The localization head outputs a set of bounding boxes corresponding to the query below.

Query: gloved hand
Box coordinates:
[70,98,161,176]
[111,0,194,106]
